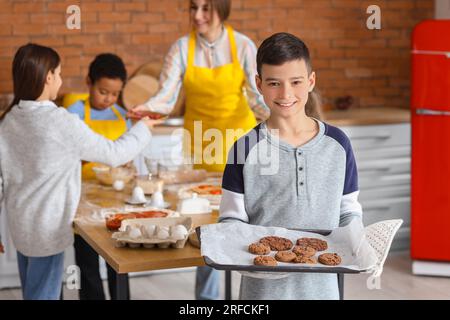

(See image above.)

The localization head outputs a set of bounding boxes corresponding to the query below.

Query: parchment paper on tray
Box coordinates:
[199,219,378,278]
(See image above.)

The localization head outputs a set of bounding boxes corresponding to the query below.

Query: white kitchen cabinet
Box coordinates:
[340,123,411,250]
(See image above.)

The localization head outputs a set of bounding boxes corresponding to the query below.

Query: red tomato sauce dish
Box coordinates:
[105,211,168,231]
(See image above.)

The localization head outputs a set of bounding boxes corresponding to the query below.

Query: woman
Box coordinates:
[132,0,269,172]
[132,0,269,300]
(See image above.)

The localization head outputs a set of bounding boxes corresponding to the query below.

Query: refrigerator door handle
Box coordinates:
[416,108,450,116]
[411,49,450,58]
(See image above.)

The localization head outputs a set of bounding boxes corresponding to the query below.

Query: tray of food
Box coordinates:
[178,183,222,206]
[105,207,179,231]
[197,220,378,278]
[111,216,192,249]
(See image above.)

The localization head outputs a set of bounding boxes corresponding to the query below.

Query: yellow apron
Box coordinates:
[183,25,257,172]
[82,99,128,179]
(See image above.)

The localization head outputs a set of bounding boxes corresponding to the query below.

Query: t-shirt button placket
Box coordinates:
[297,150,305,195]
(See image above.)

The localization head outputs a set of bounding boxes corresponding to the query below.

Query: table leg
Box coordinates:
[225,270,232,300]
[337,274,344,300]
[113,273,130,300]
[107,262,130,300]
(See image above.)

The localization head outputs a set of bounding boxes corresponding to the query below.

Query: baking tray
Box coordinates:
[196,226,368,274]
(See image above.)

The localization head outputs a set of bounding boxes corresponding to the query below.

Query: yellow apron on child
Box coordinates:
[82,99,128,179]
[182,25,257,172]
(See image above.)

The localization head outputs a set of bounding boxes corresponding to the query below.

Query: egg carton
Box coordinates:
[111,216,192,249]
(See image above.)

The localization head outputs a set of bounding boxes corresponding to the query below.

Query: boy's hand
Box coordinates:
[141,117,165,130]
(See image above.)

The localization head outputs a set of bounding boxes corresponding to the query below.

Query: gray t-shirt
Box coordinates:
[219,120,363,299]
[0,100,152,257]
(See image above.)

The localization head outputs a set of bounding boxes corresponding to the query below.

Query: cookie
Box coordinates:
[292,245,316,257]
[254,255,278,267]
[274,250,297,262]
[318,253,341,266]
[293,255,317,264]
[248,242,271,255]
[296,237,328,251]
[259,236,293,251]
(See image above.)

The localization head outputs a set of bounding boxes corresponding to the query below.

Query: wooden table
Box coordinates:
[73,181,232,300]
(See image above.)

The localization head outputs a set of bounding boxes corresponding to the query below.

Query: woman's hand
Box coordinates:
[131,104,150,113]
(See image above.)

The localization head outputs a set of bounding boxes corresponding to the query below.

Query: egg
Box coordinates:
[141,225,156,238]
[131,186,146,203]
[156,226,170,240]
[170,225,188,240]
[113,180,125,191]
[150,191,164,207]
[128,226,142,239]
[171,230,186,240]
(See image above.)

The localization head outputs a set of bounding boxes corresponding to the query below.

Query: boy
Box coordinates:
[68,53,131,300]
[219,33,363,299]
[68,53,132,180]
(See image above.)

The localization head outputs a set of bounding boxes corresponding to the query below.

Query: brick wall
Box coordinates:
[0,0,434,110]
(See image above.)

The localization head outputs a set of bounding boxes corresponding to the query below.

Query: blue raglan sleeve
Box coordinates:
[339,134,363,226]
[220,141,249,224]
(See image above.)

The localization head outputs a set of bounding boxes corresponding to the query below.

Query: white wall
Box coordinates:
[435,0,450,18]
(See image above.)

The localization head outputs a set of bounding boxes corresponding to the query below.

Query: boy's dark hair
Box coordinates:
[256,33,322,120]
[88,53,127,84]
[256,32,312,77]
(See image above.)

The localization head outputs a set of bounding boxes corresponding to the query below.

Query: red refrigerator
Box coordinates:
[411,20,450,272]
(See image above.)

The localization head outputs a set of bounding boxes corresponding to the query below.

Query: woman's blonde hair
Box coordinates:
[306,90,323,120]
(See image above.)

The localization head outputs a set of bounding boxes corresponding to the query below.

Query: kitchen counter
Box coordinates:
[323,107,410,126]
[151,107,410,135]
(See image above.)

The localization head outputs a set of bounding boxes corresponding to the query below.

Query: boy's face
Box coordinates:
[256,59,315,119]
[87,77,123,110]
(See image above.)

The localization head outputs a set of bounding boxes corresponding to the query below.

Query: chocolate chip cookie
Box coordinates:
[293,255,317,264]
[318,253,342,266]
[292,245,316,257]
[254,255,278,267]
[248,242,271,255]
[259,236,293,251]
[274,250,297,262]
[296,237,328,251]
